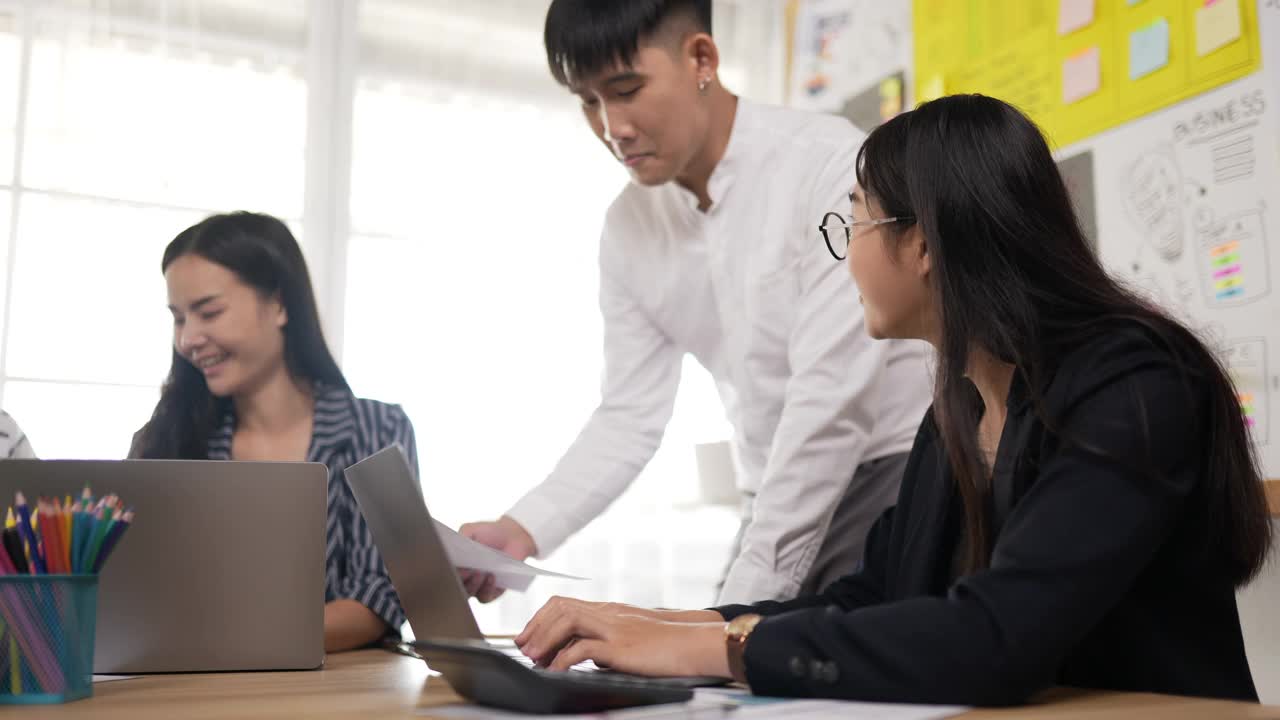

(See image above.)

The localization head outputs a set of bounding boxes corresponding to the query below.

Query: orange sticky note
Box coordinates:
[1063,47,1101,104]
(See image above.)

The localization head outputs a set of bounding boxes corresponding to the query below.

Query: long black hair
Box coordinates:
[856,94,1271,584]
[131,212,348,459]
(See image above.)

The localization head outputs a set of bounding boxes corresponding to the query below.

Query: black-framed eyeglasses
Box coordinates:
[819,211,915,260]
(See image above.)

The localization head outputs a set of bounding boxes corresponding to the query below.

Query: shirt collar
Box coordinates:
[672,97,750,213]
[205,383,359,460]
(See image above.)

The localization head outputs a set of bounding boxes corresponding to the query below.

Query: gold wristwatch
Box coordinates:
[724,613,764,684]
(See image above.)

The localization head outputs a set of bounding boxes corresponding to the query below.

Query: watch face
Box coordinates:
[729,613,763,640]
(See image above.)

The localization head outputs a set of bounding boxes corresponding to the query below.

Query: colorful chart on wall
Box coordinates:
[912,0,1263,147]
[1087,74,1280,478]
[786,0,911,130]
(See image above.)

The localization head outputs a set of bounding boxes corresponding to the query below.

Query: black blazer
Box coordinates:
[715,329,1258,705]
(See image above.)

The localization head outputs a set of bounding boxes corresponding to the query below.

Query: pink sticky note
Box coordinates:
[1063,47,1101,104]
[1059,0,1096,36]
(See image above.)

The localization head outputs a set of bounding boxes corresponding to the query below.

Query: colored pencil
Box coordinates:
[82,507,113,575]
[38,501,62,574]
[13,493,44,575]
[2,510,27,575]
[91,510,133,574]
[62,496,74,569]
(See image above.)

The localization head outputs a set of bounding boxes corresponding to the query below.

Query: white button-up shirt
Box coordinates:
[507,99,932,604]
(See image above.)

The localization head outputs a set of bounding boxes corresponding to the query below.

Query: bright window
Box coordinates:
[0,0,308,459]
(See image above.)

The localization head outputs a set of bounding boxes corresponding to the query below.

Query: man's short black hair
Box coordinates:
[544,0,713,87]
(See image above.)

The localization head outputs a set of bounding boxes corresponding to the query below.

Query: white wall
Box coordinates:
[1238,519,1280,703]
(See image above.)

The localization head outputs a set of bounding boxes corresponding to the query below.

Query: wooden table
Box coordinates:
[8,650,1278,719]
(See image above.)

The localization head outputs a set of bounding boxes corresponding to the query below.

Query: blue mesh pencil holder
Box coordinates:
[0,575,98,704]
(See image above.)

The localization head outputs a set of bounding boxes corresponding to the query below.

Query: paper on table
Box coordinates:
[424,688,967,719]
[91,675,138,683]
[424,696,736,719]
[695,687,967,717]
[726,700,968,719]
[434,520,586,591]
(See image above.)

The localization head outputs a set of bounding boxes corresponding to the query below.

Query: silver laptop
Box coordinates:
[345,447,727,688]
[0,459,327,673]
[344,447,489,645]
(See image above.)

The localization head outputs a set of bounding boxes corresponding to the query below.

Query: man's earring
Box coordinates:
[698,76,710,94]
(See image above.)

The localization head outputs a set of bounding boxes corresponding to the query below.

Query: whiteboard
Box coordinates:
[1073,2,1280,477]
[786,0,1280,476]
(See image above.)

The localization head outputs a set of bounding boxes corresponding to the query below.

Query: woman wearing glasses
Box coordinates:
[510,94,1272,705]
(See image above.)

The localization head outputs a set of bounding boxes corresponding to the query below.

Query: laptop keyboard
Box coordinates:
[527,664,685,689]
[499,644,599,673]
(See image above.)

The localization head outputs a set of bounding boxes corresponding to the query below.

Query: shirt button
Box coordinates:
[809,659,825,682]
[789,657,806,678]
[822,661,840,684]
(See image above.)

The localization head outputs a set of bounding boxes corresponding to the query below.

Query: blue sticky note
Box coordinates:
[1129,17,1170,80]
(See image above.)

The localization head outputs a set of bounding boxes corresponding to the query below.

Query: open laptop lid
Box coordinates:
[0,459,327,673]
[344,446,483,641]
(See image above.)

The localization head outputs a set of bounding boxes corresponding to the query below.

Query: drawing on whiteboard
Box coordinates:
[1172,273,1196,307]
[1195,208,1269,307]
[1211,134,1255,183]
[1122,146,1185,262]
[1226,338,1270,445]
[790,0,909,112]
[1123,265,1201,330]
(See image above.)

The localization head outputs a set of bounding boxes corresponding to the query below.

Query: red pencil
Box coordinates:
[42,500,65,574]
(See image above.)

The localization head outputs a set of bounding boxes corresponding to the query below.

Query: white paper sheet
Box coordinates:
[423,690,967,719]
[725,699,967,719]
[434,520,586,591]
[422,695,738,719]
[91,675,138,683]
[693,687,967,719]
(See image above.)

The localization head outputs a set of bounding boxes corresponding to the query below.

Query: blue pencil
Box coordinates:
[91,510,133,573]
[13,492,44,574]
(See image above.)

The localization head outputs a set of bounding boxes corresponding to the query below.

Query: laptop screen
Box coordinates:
[345,446,484,641]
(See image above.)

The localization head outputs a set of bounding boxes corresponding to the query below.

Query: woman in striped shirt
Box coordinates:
[0,410,35,459]
[131,212,417,653]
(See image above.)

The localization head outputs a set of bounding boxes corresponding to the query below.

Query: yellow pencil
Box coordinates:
[7,629,18,695]
[64,495,74,551]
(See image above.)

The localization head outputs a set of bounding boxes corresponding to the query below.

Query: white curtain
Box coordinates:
[0,0,308,459]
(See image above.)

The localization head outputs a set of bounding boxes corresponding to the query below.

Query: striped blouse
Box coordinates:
[0,410,36,459]
[206,385,417,633]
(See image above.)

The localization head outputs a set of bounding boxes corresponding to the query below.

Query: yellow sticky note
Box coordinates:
[1062,47,1101,104]
[1058,0,1095,36]
[1195,0,1242,57]
[921,74,945,101]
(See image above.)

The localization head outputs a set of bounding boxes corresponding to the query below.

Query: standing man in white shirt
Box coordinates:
[0,410,35,459]
[461,0,931,605]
